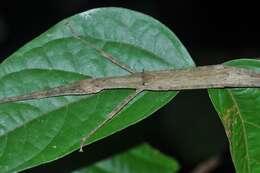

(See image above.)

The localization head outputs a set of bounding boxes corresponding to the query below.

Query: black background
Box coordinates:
[0,1,259,172]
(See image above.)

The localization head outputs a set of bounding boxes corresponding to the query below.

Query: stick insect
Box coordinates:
[1,22,260,152]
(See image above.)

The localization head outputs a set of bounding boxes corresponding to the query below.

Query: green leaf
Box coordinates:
[0,7,194,172]
[72,144,179,173]
[208,59,260,173]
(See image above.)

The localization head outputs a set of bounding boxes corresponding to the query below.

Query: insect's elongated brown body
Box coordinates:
[0,64,259,105]
[2,21,260,151]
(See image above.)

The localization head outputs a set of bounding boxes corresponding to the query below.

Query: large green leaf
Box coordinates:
[208,59,260,173]
[0,7,194,172]
[72,144,179,173]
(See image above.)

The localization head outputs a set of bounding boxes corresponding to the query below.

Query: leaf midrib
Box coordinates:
[227,89,251,173]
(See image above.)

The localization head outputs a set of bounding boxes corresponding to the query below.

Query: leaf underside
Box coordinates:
[72,144,179,173]
[208,59,260,173]
[0,8,194,172]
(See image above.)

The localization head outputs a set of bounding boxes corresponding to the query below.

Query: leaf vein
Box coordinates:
[227,89,251,173]
[244,121,260,129]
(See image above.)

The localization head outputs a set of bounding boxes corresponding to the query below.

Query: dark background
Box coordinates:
[0,1,259,173]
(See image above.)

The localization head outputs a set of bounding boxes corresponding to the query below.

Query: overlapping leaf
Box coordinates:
[208,59,260,173]
[0,8,194,172]
[72,144,179,173]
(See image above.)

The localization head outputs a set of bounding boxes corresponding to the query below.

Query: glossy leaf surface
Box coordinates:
[0,8,194,172]
[72,144,179,173]
[208,59,260,173]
